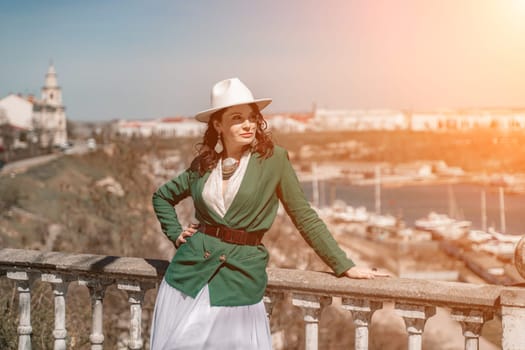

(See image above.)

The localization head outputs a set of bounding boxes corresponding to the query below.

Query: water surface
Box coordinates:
[302,182,525,235]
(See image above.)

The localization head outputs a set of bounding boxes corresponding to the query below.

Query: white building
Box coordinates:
[265,113,311,133]
[113,120,155,138]
[0,64,68,147]
[113,117,206,138]
[307,107,525,132]
[0,94,33,130]
[411,109,525,131]
[410,111,444,131]
[153,117,206,137]
[313,108,408,131]
[0,94,34,150]
[32,64,68,145]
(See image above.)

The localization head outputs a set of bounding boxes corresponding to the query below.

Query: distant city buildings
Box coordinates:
[312,108,407,131]
[111,113,311,138]
[0,64,68,149]
[112,106,525,139]
[410,109,525,131]
[265,113,312,133]
[312,108,525,132]
[112,117,206,138]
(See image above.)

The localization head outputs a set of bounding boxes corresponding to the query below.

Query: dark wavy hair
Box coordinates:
[194,104,274,175]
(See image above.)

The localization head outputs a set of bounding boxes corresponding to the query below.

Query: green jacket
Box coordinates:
[152,145,355,306]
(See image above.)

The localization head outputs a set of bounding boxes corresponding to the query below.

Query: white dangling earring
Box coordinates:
[214,135,224,154]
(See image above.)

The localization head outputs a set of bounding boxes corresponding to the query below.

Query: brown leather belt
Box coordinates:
[199,224,263,246]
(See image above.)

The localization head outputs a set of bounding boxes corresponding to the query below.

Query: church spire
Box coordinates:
[41,62,62,105]
[44,63,59,89]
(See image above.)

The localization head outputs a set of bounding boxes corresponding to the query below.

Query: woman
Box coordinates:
[150,78,387,349]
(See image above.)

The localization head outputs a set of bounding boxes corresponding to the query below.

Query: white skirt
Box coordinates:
[150,278,272,350]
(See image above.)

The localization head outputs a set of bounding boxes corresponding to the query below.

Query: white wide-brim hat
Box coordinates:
[195,78,272,123]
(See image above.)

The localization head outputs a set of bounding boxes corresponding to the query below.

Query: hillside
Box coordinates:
[0,139,194,349]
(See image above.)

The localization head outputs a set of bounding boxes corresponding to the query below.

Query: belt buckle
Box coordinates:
[214,226,221,237]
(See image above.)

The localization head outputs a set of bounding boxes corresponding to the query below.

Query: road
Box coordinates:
[0,144,90,176]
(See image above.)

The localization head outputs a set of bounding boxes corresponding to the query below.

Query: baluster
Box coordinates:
[292,293,332,350]
[117,281,154,350]
[80,279,112,350]
[263,291,283,319]
[341,298,382,350]
[41,273,71,350]
[395,303,436,350]
[451,308,492,350]
[500,288,525,350]
[7,271,35,350]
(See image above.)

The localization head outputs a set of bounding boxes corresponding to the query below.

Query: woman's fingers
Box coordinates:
[182,224,199,237]
[176,234,189,248]
[184,224,199,235]
[176,224,200,248]
[373,271,391,277]
[354,271,376,279]
[181,229,195,237]
[345,266,390,279]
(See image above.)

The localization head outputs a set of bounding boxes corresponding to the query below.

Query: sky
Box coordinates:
[1,0,525,121]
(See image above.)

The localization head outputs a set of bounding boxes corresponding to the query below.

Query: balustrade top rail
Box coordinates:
[0,248,508,310]
[2,248,525,350]
[267,268,503,309]
[0,248,168,281]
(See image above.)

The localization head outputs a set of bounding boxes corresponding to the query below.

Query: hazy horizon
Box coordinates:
[2,0,525,121]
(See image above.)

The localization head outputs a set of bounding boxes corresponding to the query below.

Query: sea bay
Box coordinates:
[302,182,525,235]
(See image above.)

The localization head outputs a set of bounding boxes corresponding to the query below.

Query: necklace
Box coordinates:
[222,157,239,180]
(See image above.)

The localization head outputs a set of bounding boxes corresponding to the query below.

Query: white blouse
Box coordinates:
[202,151,251,218]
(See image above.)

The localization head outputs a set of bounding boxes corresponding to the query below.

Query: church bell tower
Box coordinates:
[41,63,63,106]
[34,62,68,146]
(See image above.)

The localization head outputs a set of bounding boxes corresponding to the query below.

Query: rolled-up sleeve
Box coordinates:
[276,150,355,276]
[152,170,193,245]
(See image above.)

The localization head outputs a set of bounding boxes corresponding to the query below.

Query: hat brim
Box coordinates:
[194,98,272,123]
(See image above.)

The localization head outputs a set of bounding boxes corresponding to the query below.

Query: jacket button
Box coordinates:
[203,251,211,259]
[219,254,226,262]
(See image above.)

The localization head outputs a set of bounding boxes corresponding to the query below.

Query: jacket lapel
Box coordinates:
[194,171,226,224]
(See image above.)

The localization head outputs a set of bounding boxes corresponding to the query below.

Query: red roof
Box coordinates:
[289,114,313,122]
[161,116,186,123]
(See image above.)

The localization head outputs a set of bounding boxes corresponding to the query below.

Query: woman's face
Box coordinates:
[213,104,258,150]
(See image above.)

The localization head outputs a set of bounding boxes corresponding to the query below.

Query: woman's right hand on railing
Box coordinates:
[344,266,390,279]
[175,223,199,248]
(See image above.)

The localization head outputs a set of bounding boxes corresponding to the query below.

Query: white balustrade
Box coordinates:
[500,288,525,350]
[292,293,332,350]
[117,281,155,350]
[341,298,382,350]
[7,270,35,350]
[1,248,524,350]
[395,303,436,350]
[79,279,112,350]
[451,308,493,350]
[41,273,71,350]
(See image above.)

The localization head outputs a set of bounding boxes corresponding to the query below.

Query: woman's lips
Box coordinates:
[240,133,253,138]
